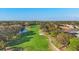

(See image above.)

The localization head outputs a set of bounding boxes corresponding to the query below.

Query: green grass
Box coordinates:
[9,25,48,51]
[66,37,79,51]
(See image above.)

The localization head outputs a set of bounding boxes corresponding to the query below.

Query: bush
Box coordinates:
[50,31,58,37]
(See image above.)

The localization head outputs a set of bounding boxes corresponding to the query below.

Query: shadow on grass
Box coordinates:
[12,47,24,51]
[8,31,36,46]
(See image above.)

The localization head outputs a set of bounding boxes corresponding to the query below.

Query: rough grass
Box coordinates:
[66,37,79,51]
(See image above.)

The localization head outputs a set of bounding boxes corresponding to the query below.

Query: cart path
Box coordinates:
[39,31,60,51]
[48,36,60,51]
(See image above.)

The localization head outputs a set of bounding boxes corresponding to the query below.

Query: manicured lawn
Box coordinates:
[9,25,49,51]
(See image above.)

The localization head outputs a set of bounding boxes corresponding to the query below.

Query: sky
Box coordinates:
[0,8,79,21]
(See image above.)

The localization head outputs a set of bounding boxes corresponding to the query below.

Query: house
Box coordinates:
[59,24,79,38]
[64,29,79,38]
[59,24,74,31]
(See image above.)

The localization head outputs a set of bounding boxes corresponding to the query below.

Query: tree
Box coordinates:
[50,31,58,37]
[76,45,79,51]
[56,32,71,46]
[0,40,6,50]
